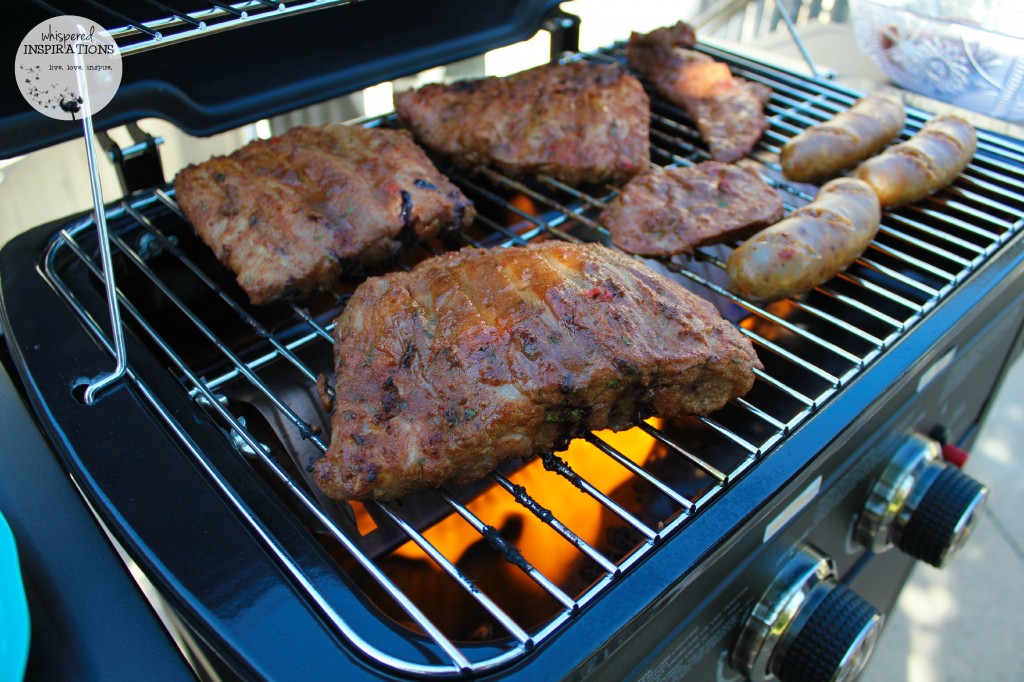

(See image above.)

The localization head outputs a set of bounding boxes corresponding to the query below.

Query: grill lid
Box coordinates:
[1,0,561,158]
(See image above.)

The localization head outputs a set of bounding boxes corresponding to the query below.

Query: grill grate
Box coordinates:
[40,42,1024,676]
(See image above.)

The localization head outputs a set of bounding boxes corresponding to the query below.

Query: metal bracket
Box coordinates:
[543,8,580,60]
[97,123,166,196]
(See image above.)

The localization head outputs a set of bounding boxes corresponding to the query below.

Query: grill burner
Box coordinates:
[33,41,1024,677]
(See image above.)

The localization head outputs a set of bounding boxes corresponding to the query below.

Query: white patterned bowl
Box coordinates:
[851,0,1024,122]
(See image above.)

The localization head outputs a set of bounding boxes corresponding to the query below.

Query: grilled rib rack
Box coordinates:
[28,42,1024,677]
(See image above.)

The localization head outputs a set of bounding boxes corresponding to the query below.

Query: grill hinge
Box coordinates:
[98,123,166,196]
[543,8,580,60]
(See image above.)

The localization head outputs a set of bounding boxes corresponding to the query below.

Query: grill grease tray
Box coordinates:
[40,43,1024,677]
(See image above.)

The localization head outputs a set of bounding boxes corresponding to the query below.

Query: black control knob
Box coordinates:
[895,464,987,567]
[732,547,883,682]
[856,433,988,567]
[775,585,883,682]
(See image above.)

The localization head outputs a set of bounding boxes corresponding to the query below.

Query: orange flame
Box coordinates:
[386,419,663,587]
[740,299,797,342]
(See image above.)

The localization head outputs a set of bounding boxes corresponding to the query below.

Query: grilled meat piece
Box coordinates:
[781,93,906,183]
[174,124,475,305]
[627,22,770,162]
[625,21,698,71]
[727,177,881,303]
[315,241,761,500]
[853,114,976,208]
[601,161,785,257]
[393,61,650,185]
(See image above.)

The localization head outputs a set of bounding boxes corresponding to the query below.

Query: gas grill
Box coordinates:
[1,2,1022,680]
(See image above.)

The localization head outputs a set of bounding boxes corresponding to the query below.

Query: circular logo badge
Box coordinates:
[15,15,122,121]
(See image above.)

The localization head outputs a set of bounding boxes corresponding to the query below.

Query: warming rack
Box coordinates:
[29,0,359,55]
[38,43,1024,677]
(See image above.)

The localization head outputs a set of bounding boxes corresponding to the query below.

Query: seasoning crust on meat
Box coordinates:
[627,22,770,163]
[601,161,785,257]
[174,124,475,305]
[315,241,761,500]
[393,61,650,186]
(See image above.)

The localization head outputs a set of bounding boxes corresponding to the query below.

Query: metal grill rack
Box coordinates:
[40,44,1024,677]
[29,0,358,55]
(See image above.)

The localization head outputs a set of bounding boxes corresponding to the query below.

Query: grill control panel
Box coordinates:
[732,546,883,682]
[855,433,988,567]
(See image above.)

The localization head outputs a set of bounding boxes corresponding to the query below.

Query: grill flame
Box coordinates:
[740,299,797,342]
[352,420,665,640]
[392,419,662,583]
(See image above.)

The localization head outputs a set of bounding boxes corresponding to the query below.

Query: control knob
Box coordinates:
[732,546,883,682]
[855,433,988,567]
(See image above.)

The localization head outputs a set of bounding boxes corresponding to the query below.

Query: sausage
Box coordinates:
[780,93,905,183]
[726,178,881,303]
[853,114,976,208]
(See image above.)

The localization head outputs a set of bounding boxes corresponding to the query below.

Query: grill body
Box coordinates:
[2,7,1023,681]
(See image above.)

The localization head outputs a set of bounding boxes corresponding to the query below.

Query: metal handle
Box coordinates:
[691,0,822,80]
[773,0,822,79]
[70,24,128,404]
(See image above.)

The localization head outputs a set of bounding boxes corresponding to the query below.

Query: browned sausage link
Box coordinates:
[726,178,881,303]
[853,114,976,208]
[780,93,905,183]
